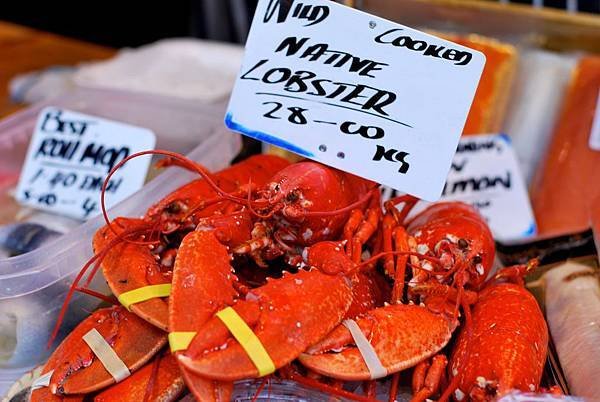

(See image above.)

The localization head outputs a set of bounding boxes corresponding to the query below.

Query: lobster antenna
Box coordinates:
[82,222,158,288]
[357,250,444,270]
[246,178,274,219]
[48,226,152,348]
[48,252,101,348]
[384,194,419,225]
[100,150,253,236]
[143,353,162,402]
[301,187,378,218]
[287,373,379,402]
[74,287,118,305]
[250,377,269,402]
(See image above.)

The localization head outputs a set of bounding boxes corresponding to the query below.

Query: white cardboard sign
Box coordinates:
[225,0,485,201]
[15,108,156,220]
[395,134,536,242]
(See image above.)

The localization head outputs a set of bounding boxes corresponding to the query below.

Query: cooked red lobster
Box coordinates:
[35,151,548,402]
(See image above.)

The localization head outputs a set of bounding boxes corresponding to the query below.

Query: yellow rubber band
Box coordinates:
[118,284,172,310]
[168,332,197,352]
[216,306,275,377]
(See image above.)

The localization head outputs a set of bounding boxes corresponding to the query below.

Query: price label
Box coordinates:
[225,0,485,201]
[15,108,156,220]
[394,134,536,242]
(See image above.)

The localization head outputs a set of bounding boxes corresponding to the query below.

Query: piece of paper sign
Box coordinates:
[385,134,536,242]
[15,108,156,220]
[225,0,485,201]
[588,89,600,151]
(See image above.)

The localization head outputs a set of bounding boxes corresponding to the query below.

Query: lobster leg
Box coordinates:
[338,202,389,319]
[349,193,382,264]
[179,371,232,402]
[391,226,410,303]
[383,195,418,225]
[381,213,396,277]
[411,355,447,402]
[344,209,364,259]
[94,354,184,402]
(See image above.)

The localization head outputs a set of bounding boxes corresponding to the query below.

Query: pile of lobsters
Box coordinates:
[31,152,550,402]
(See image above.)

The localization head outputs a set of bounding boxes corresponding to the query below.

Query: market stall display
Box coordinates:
[11,151,547,402]
[1,0,600,401]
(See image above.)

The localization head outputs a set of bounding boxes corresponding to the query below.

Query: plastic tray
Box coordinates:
[0,126,241,394]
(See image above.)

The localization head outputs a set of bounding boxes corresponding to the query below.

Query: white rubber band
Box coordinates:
[343,319,387,379]
[82,328,131,383]
[31,370,53,390]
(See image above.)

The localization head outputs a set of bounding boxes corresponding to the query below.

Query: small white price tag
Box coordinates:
[15,108,156,220]
[588,89,600,151]
[225,0,485,201]
[399,134,536,242]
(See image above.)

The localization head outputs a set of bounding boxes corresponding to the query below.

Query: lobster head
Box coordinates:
[258,162,373,246]
[407,202,495,289]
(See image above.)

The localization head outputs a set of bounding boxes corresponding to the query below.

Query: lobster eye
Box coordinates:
[472,255,482,264]
[457,238,468,249]
[286,191,299,202]
[165,200,185,214]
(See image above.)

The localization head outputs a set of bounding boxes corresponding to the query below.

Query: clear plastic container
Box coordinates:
[0,86,230,195]
[231,379,412,402]
[0,124,241,394]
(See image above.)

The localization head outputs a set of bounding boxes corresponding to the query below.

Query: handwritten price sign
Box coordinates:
[385,134,536,242]
[226,0,485,201]
[16,108,156,220]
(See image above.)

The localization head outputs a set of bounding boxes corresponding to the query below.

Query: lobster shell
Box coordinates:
[407,202,495,288]
[94,155,289,331]
[448,283,548,400]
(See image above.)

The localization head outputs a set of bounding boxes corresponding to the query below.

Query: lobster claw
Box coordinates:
[169,229,239,400]
[298,304,455,381]
[178,268,353,381]
[170,233,354,382]
[31,306,166,399]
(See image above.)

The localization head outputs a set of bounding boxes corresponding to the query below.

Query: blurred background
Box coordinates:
[0,0,597,48]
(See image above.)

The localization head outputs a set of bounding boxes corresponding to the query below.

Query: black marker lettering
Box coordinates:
[275,37,310,56]
[362,90,396,116]
[240,59,270,80]
[374,28,474,66]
